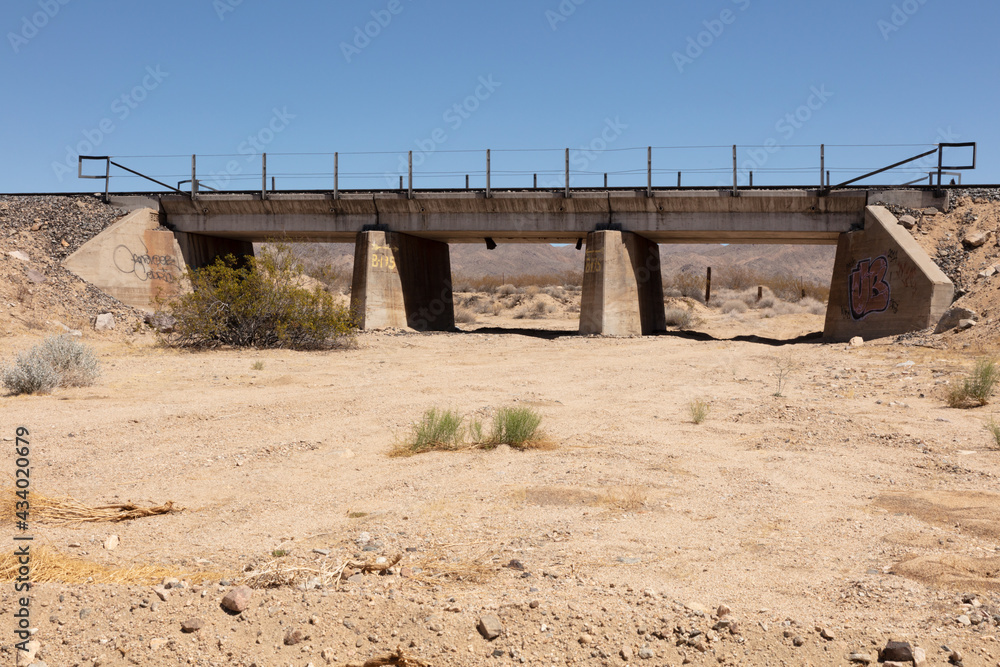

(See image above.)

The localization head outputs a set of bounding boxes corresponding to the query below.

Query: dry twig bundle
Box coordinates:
[2,487,182,525]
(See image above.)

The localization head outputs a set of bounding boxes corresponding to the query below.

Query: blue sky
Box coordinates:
[2,0,996,193]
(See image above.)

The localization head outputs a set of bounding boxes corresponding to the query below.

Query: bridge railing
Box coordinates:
[78,142,976,199]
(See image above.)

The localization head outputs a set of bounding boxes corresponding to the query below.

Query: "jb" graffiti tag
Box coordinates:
[848,256,891,320]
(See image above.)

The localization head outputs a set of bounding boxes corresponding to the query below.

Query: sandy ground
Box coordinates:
[2,307,1000,667]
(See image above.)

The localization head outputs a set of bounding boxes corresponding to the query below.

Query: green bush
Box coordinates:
[165,246,356,350]
[948,357,1000,408]
[984,416,1000,448]
[482,406,547,450]
[393,408,468,456]
[2,335,100,395]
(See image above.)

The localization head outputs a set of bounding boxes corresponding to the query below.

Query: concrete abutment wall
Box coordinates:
[823,206,953,341]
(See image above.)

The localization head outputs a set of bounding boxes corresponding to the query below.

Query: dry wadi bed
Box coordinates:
[2,308,1000,667]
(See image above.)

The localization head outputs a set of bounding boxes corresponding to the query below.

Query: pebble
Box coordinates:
[848,653,872,664]
[620,646,633,661]
[637,646,654,659]
[283,627,305,645]
[792,636,805,647]
[152,586,169,602]
[578,633,593,646]
[220,586,253,613]
[957,614,971,626]
[477,614,503,640]
[180,618,204,633]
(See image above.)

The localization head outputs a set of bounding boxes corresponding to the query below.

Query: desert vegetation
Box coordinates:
[1,335,100,395]
[947,357,1000,408]
[392,405,548,456]
[164,245,356,350]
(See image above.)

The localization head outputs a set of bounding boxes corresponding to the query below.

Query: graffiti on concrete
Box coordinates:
[113,242,180,283]
[848,255,891,320]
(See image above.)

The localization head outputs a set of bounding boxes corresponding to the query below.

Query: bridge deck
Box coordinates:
[161,188,875,245]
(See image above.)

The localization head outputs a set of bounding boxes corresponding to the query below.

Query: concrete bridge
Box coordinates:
[65,187,955,341]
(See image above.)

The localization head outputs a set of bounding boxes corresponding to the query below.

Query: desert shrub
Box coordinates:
[664,308,693,328]
[165,246,356,350]
[497,284,518,296]
[800,297,827,315]
[948,358,1000,408]
[667,272,706,302]
[984,417,1000,448]
[688,398,710,424]
[663,287,682,298]
[2,335,100,395]
[757,295,776,309]
[720,299,748,314]
[394,408,468,456]
[454,308,478,324]
[481,406,547,450]
[251,361,265,371]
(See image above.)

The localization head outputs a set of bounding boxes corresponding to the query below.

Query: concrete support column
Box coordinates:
[173,232,254,269]
[824,206,953,341]
[351,230,455,331]
[580,230,665,336]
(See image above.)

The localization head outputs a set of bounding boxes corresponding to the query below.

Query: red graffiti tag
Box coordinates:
[848,256,891,320]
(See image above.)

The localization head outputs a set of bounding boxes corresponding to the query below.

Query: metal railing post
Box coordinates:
[334,152,339,199]
[647,146,652,197]
[104,158,110,202]
[565,148,570,198]
[191,154,198,198]
[732,145,738,196]
[486,149,491,198]
[820,144,825,190]
[261,153,267,200]
[677,171,681,188]
[408,151,413,200]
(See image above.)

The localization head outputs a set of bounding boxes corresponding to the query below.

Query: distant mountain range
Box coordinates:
[289,242,835,286]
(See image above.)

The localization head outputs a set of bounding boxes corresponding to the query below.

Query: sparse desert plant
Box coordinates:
[601,485,648,511]
[2,335,100,395]
[165,245,356,350]
[769,352,798,397]
[688,398,710,424]
[393,408,468,456]
[251,361,265,371]
[664,308,693,328]
[948,357,1000,408]
[984,416,1000,448]
[799,297,827,315]
[720,299,748,315]
[454,307,478,324]
[481,406,548,450]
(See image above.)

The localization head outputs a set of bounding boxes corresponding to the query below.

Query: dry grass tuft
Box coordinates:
[2,487,183,525]
[0,546,223,585]
[600,485,648,511]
